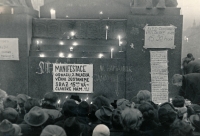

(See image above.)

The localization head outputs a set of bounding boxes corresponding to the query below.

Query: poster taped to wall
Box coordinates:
[0,38,19,60]
[53,64,93,93]
[144,26,176,49]
[150,50,168,104]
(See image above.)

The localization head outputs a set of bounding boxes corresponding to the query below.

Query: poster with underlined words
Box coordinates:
[53,64,93,93]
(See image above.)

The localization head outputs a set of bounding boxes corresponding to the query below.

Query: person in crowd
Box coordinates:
[120,108,145,136]
[0,89,7,110]
[93,95,111,109]
[70,94,81,104]
[40,125,67,136]
[24,98,40,113]
[138,102,159,131]
[182,55,200,74]
[110,109,123,136]
[42,92,59,109]
[54,99,78,127]
[189,113,200,135]
[169,119,194,136]
[136,90,151,104]
[64,117,85,136]
[172,96,187,120]
[1,107,22,124]
[111,100,117,109]
[116,98,132,111]
[0,119,22,136]
[153,102,177,136]
[186,104,200,118]
[16,94,29,121]
[20,106,53,136]
[172,73,200,105]
[92,124,110,136]
[95,106,113,128]
[3,95,18,110]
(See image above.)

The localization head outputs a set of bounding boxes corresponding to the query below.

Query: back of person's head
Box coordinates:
[172,96,185,108]
[93,96,110,109]
[187,53,195,61]
[78,101,89,116]
[64,117,82,136]
[120,108,143,132]
[24,98,40,113]
[158,102,177,128]
[112,109,123,130]
[138,102,155,121]
[89,104,98,122]
[136,90,151,104]
[40,125,67,136]
[92,124,110,136]
[170,119,193,136]
[62,99,78,117]
[3,95,18,109]
[116,98,131,111]
[1,108,19,123]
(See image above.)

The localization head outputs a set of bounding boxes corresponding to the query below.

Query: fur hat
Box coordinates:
[3,95,18,109]
[136,90,151,104]
[41,125,67,136]
[117,99,131,111]
[95,106,112,124]
[158,102,177,127]
[24,106,49,126]
[138,102,155,120]
[92,124,110,136]
[2,108,19,123]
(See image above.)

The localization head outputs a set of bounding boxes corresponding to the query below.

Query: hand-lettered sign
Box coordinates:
[0,38,19,60]
[53,64,93,93]
[144,26,176,49]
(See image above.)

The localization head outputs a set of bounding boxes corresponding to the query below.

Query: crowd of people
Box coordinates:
[1,53,200,136]
[0,89,199,136]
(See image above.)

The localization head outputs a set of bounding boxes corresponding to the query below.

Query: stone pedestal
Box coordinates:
[0,6,38,95]
[125,8,183,100]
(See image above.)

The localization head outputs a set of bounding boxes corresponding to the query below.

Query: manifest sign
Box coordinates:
[144,26,176,49]
[53,64,93,93]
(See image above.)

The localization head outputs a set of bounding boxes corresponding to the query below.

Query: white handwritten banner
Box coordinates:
[150,51,168,104]
[53,64,93,93]
[144,26,176,49]
[0,38,19,60]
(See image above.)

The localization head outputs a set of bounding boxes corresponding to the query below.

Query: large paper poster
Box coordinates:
[144,26,176,49]
[0,38,19,60]
[150,51,168,104]
[53,64,93,93]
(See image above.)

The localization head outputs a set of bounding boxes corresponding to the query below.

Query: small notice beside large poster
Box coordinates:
[144,26,176,49]
[53,64,93,93]
[150,51,168,104]
[0,38,19,60]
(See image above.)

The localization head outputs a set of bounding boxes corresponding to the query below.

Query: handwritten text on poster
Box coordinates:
[53,64,93,93]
